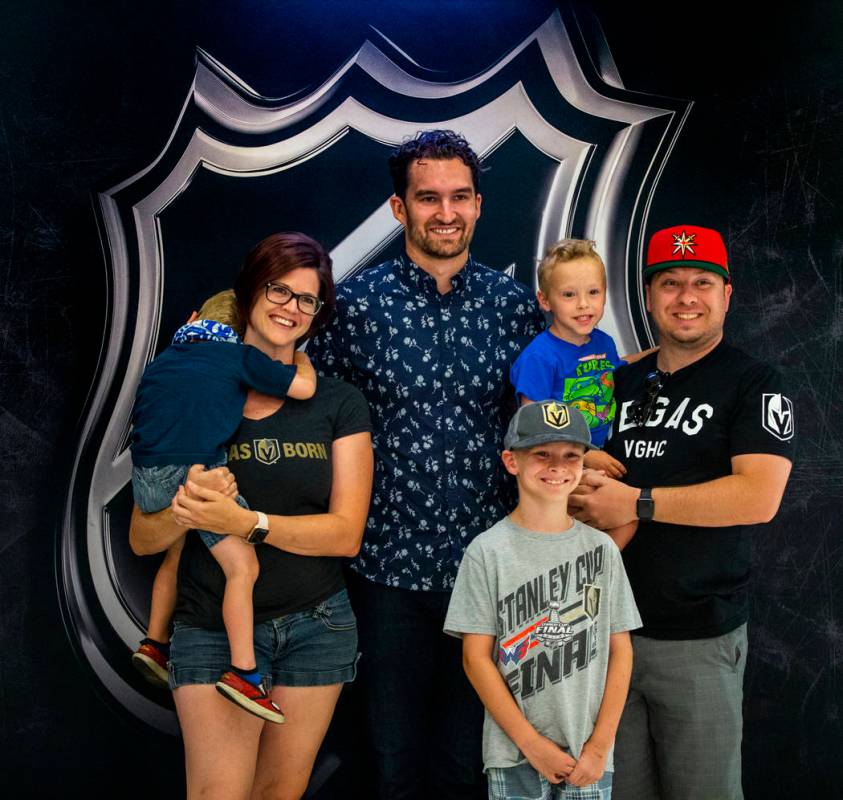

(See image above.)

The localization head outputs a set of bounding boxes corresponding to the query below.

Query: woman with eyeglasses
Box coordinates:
[130,231,373,800]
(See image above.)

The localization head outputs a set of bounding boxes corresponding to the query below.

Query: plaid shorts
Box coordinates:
[487,763,612,800]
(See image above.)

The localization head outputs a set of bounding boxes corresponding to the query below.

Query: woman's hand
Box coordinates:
[172,481,255,537]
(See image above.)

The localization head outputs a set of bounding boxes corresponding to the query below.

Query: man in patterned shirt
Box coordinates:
[309,130,544,799]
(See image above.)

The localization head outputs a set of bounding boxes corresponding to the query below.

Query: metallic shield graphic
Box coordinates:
[762,393,795,442]
[541,401,571,430]
[59,6,691,730]
[583,584,601,620]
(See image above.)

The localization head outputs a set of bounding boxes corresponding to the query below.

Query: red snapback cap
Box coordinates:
[644,225,730,282]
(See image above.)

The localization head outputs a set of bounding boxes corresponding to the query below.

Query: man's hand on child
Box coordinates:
[569,470,639,531]
[583,449,626,478]
[521,733,576,784]
[566,740,607,787]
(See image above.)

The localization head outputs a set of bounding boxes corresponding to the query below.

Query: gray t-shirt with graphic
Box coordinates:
[444,517,641,771]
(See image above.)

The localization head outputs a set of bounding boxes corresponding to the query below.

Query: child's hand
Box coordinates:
[566,740,608,787]
[521,734,577,784]
[186,464,238,498]
[584,449,626,478]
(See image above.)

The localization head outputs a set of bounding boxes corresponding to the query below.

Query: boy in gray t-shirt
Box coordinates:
[445,401,641,799]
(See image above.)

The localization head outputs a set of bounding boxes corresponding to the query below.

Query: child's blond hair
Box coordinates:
[198,289,243,336]
[537,239,606,295]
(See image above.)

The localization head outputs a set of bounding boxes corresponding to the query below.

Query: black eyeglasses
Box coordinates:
[630,369,670,425]
[264,283,323,316]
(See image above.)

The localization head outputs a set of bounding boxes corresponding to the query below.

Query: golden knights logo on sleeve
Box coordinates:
[762,393,794,442]
[541,401,570,430]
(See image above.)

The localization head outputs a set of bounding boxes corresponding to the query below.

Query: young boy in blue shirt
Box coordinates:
[511,239,629,468]
[130,290,315,723]
[445,402,641,799]
[511,239,648,549]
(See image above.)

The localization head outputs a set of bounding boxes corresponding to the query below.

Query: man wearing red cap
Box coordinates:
[569,224,794,799]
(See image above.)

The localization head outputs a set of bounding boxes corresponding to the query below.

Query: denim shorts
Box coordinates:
[488,764,613,800]
[132,463,191,513]
[131,461,246,549]
[169,588,359,689]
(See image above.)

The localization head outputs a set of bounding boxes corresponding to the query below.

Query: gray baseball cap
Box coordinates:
[504,401,595,451]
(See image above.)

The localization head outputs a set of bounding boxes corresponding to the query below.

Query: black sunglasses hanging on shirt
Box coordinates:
[630,369,670,426]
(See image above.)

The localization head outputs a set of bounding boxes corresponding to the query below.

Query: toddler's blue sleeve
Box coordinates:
[608,333,625,367]
[510,342,554,402]
[240,346,296,398]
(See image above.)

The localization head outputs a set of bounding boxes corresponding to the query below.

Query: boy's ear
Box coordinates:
[536,290,551,313]
[501,449,519,476]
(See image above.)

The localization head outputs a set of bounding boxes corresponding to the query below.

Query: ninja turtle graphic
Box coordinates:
[564,371,616,430]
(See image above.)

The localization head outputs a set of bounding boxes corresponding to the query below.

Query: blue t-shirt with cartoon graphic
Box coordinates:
[509,328,623,446]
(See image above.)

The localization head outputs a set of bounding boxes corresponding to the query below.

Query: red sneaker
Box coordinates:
[132,642,169,689]
[215,671,285,724]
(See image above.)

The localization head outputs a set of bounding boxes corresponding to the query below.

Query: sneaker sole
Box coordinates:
[132,652,170,689]
[215,681,285,724]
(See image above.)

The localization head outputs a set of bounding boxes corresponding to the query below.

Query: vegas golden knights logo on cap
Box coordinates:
[541,401,570,430]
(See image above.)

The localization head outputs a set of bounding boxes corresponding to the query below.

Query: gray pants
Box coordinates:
[613,624,747,800]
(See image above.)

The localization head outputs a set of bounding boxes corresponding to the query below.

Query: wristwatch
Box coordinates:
[246,511,270,545]
[636,488,655,522]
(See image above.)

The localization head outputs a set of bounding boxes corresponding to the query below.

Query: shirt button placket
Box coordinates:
[440,288,455,544]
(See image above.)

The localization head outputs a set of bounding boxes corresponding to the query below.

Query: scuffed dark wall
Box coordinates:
[0,1,839,796]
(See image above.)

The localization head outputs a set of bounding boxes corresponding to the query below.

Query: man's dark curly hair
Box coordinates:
[388,130,482,199]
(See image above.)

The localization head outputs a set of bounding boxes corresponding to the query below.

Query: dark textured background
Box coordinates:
[0,1,840,796]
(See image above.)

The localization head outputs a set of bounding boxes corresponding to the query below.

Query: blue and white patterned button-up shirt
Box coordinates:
[309,254,544,591]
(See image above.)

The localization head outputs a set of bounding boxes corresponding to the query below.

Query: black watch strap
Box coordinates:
[636,488,655,522]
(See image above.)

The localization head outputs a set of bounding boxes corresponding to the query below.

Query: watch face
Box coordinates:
[637,493,654,521]
[248,527,269,545]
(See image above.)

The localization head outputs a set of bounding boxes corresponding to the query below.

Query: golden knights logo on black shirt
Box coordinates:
[228,439,329,464]
[254,438,280,465]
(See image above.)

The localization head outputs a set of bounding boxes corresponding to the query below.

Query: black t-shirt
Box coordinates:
[605,342,794,639]
[174,376,372,630]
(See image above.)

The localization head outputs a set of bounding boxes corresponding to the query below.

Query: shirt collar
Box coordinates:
[393,251,476,296]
